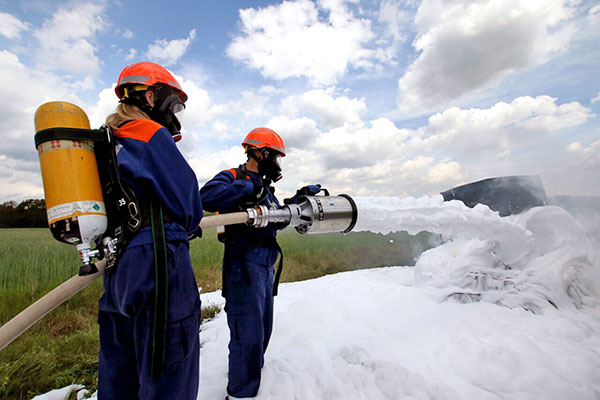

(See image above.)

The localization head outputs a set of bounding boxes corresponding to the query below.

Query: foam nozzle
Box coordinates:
[293,194,357,234]
[246,193,358,234]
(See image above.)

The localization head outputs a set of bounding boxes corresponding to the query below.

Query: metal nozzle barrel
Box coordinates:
[247,194,358,234]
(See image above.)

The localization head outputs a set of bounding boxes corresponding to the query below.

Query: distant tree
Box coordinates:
[17,199,47,227]
[0,201,18,227]
[0,199,47,228]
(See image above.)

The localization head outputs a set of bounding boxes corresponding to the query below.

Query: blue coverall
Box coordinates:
[201,167,282,398]
[98,119,203,400]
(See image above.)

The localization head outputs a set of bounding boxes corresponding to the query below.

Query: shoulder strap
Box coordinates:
[94,125,142,270]
[150,197,168,378]
[236,164,247,180]
[225,164,249,181]
[225,168,237,179]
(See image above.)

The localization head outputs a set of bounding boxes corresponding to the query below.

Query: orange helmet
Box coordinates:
[242,127,286,156]
[115,62,187,102]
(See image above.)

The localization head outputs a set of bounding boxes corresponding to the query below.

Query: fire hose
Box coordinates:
[0,195,357,351]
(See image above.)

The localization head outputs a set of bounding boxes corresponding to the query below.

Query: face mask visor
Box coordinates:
[170,99,185,118]
[154,90,186,141]
[272,153,282,171]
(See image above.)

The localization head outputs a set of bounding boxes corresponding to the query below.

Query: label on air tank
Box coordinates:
[47,201,106,224]
[37,139,94,153]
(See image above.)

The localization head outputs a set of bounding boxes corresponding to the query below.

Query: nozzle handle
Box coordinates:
[79,263,99,276]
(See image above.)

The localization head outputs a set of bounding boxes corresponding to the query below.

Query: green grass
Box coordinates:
[0,227,436,399]
[0,229,80,293]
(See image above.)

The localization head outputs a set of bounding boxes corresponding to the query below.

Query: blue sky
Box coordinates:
[1,0,599,203]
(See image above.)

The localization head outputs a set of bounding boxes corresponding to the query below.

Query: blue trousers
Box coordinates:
[224,243,278,398]
[98,226,201,400]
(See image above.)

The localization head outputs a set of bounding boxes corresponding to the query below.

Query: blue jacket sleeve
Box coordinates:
[116,127,202,233]
[200,170,255,213]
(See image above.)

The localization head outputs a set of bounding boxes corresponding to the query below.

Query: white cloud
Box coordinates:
[0,12,29,39]
[266,115,320,151]
[0,50,83,137]
[280,89,366,129]
[146,29,196,67]
[178,76,211,128]
[421,95,593,156]
[0,156,45,202]
[401,156,434,171]
[33,2,106,75]
[212,120,229,136]
[397,0,580,113]
[227,0,378,86]
[188,146,246,182]
[566,140,600,166]
[208,90,271,121]
[592,92,600,104]
[427,161,465,184]
[589,4,600,22]
[87,86,118,128]
[252,90,595,197]
[170,73,212,155]
[0,50,87,202]
[514,97,593,131]
[259,85,286,96]
[313,117,410,169]
[122,29,134,39]
[125,48,137,61]
[378,0,411,43]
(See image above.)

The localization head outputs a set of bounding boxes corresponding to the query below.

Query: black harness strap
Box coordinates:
[94,125,142,270]
[150,199,169,379]
[272,241,284,296]
[234,164,248,181]
[34,127,106,147]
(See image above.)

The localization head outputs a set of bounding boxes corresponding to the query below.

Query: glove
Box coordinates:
[188,227,202,241]
[284,184,321,204]
[296,184,321,196]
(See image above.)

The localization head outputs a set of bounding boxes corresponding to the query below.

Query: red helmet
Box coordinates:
[115,62,187,102]
[242,127,286,156]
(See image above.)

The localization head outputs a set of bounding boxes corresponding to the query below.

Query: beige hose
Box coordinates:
[0,211,250,351]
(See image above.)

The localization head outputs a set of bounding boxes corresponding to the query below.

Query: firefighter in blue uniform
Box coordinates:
[98,62,203,400]
[201,128,320,399]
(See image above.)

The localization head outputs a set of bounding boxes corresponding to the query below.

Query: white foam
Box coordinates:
[355,195,596,313]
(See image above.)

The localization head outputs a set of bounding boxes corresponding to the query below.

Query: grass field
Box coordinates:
[0,227,436,399]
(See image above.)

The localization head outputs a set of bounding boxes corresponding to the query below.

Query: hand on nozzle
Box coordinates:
[296,184,321,196]
[284,184,322,204]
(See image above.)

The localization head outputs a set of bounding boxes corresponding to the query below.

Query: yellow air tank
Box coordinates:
[34,102,107,271]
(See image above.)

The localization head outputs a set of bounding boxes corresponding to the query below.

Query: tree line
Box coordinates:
[0,199,47,228]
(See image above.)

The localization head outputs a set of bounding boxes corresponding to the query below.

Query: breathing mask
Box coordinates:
[257,148,283,183]
[148,85,186,141]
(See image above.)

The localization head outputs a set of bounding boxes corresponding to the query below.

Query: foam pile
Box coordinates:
[354,195,597,313]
